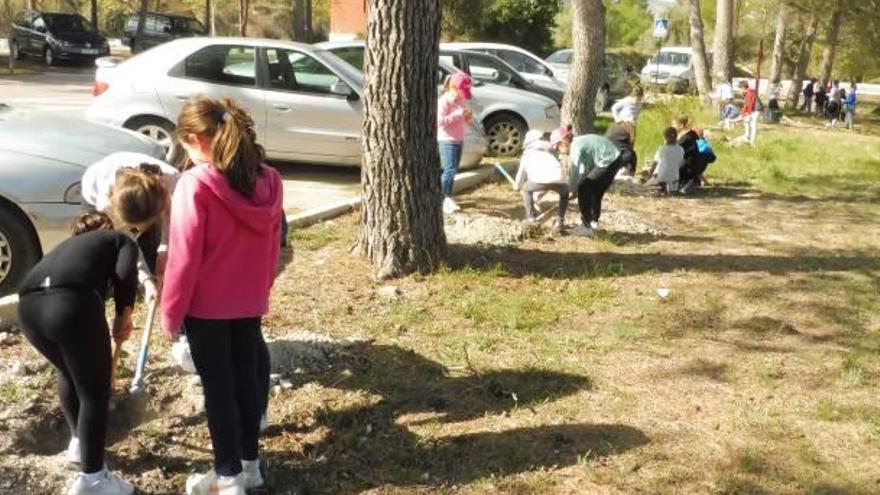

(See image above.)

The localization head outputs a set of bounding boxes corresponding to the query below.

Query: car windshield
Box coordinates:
[43,13,93,33]
[171,17,205,34]
[547,50,572,64]
[313,49,364,87]
[651,52,691,66]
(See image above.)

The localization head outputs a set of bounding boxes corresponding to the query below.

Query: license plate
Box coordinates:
[81,49,100,55]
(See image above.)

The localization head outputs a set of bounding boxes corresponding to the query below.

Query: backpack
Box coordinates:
[696,138,717,164]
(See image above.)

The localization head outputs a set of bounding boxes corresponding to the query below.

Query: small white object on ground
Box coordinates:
[377,285,401,299]
[9,362,27,377]
[657,288,671,298]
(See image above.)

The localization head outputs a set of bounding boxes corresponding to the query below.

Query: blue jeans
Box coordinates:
[439,142,463,198]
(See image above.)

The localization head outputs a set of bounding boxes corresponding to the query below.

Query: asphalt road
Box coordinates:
[0,64,362,215]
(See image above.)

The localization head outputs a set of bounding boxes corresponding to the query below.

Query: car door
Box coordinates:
[11,12,30,53]
[262,47,362,165]
[29,14,49,56]
[159,44,267,139]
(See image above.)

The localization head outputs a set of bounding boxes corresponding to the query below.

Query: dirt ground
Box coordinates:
[2,166,880,494]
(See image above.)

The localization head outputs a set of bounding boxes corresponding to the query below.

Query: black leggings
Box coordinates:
[18,289,110,474]
[577,156,625,225]
[186,316,263,477]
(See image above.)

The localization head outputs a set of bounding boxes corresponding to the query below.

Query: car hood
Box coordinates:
[643,64,690,76]
[472,83,557,107]
[0,108,163,168]
[52,31,106,45]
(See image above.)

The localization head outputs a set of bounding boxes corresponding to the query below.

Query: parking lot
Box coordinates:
[0,63,362,216]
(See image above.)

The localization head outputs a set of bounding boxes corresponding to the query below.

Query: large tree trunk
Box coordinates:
[769,4,788,88]
[818,8,843,88]
[712,0,735,82]
[292,0,312,41]
[134,0,149,53]
[687,0,712,99]
[239,0,250,36]
[357,0,446,279]
[205,0,215,35]
[785,14,819,110]
[89,0,97,31]
[561,0,605,134]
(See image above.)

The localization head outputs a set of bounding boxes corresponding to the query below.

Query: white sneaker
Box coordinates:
[62,437,80,464]
[570,225,594,237]
[241,460,265,490]
[186,471,246,495]
[589,221,600,230]
[67,470,134,495]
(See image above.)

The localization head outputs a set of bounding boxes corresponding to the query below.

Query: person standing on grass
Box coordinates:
[437,72,474,215]
[513,130,569,233]
[611,86,644,125]
[734,80,759,146]
[161,96,282,495]
[18,212,138,495]
[567,133,624,237]
[801,79,814,114]
[843,83,858,130]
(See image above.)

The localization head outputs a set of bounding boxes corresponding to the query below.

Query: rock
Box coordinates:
[269,373,282,384]
[272,385,283,397]
[657,288,671,298]
[0,332,9,343]
[377,285,401,299]
[188,375,202,387]
[280,380,294,390]
[9,361,28,377]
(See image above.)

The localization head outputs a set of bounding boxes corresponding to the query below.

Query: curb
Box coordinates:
[286,159,517,229]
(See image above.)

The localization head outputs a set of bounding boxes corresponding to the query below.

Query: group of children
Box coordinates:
[802,79,858,129]
[18,96,282,495]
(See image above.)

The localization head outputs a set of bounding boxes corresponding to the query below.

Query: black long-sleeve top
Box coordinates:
[19,230,139,315]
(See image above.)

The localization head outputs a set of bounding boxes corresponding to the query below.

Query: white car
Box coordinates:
[640,46,695,93]
[442,42,566,91]
[318,40,561,157]
[87,37,487,167]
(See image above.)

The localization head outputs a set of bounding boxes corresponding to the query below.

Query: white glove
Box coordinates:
[143,278,158,303]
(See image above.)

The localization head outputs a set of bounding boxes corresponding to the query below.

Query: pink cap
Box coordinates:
[550,125,573,146]
[448,71,473,100]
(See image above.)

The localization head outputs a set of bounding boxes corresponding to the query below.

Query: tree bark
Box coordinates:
[134,0,149,53]
[89,0,97,31]
[769,4,788,88]
[785,14,819,110]
[712,0,735,82]
[357,0,446,279]
[687,0,712,99]
[205,0,215,35]
[561,0,605,134]
[818,7,843,88]
[292,0,307,41]
[239,0,250,37]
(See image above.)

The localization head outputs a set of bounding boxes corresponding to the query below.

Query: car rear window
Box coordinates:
[181,45,256,87]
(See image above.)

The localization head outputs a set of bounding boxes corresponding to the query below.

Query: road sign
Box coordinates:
[652,18,669,39]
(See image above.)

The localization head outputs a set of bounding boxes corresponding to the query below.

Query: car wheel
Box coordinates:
[126,117,178,162]
[0,206,41,297]
[484,114,527,157]
[44,46,56,66]
[10,39,22,61]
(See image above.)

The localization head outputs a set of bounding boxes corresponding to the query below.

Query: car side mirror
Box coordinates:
[331,81,358,100]
[544,66,554,77]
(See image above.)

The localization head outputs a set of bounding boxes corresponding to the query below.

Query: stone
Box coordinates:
[377,285,401,299]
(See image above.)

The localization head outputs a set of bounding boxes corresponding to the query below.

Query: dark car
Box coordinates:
[122,12,207,53]
[9,11,109,65]
[440,48,564,106]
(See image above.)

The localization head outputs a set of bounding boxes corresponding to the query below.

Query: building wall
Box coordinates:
[330,0,367,41]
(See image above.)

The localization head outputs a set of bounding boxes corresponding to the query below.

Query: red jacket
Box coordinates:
[742,88,757,116]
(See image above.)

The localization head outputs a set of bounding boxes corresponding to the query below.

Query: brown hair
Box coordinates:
[675,115,690,128]
[619,121,636,144]
[110,167,168,226]
[662,126,678,145]
[738,80,749,89]
[631,86,644,99]
[176,96,264,197]
[71,211,114,236]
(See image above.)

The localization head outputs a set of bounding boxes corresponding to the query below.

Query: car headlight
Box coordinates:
[545,104,560,120]
[64,182,83,204]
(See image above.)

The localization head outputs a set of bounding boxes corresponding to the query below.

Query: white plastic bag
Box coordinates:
[171,336,197,374]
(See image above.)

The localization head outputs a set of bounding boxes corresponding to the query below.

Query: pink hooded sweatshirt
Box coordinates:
[161,163,283,334]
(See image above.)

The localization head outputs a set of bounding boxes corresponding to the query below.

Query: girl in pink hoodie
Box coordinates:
[437,71,474,214]
[161,97,282,495]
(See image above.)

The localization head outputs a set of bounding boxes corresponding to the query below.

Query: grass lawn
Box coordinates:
[1,99,879,495]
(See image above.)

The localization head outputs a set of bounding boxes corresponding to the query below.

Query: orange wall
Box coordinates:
[330,0,368,37]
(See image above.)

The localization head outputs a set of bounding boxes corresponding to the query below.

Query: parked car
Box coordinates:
[9,10,109,66]
[441,42,566,90]
[545,49,643,97]
[0,102,165,295]
[640,46,695,94]
[317,41,560,157]
[122,12,207,53]
[439,47,563,106]
[88,37,487,167]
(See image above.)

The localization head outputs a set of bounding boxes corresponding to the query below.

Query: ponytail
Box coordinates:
[71,211,114,236]
[176,96,264,197]
[110,167,168,226]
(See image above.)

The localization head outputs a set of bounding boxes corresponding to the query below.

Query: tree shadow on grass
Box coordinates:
[254,340,647,494]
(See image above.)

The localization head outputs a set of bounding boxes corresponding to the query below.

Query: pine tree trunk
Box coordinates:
[134,0,149,52]
[687,0,712,99]
[785,14,819,110]
[769,4,788,87]
[292,0,307,41]
[818,8,843,88]
[205,0,215,35]
[712,0,735,82]
[357,0,446,280]
[90,0,97,31]
[561,0,605,134]
[239,0,250,36]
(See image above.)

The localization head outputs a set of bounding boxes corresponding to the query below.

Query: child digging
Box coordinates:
[513,129,569,233]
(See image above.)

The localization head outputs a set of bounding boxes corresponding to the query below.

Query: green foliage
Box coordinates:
[482,0,561,56]
[606,0,651,48]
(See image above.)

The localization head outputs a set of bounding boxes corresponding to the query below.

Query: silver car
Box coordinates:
[0,102,165,295]
[87,37,487,167]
